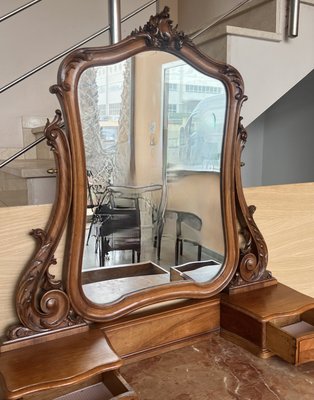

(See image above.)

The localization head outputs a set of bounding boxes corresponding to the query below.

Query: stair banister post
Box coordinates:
[288,0,300,38]
[109,0,122,44]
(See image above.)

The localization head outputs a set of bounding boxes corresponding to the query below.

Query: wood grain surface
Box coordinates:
[244,182,314,297]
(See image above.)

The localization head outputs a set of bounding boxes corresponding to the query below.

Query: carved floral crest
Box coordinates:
[131,6,191,50]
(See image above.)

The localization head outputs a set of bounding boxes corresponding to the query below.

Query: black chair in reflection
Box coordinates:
[175,211,202,265]
[96,184,162,266]
[98,200,141,266]
[157,210,202,265]
[86,170,110,246]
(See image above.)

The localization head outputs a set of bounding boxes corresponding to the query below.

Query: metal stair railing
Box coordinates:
[0,136,46,169]
[0,0,157,94]
[0,0,43,23]
[190,0,252,40]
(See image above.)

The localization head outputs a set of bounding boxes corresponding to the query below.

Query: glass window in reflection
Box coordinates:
[163,61,226,172]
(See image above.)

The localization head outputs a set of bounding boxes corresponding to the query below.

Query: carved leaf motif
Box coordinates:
[221,65,247,102]
[131,6,192,50]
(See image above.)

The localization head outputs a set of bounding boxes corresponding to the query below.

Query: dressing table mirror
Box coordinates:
[1,7,314,400]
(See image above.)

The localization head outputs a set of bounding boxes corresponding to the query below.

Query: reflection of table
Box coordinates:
[108,184,162,198]
[87,184,163,264]
[101,185,163,265]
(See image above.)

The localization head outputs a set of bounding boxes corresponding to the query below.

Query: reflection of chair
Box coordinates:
[157,210,202,265]
[86,170,110,246]
[175,211,202,265]
[89,183,162,266]
[98,199,141,266]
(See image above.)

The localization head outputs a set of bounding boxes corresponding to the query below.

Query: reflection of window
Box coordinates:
[109,103,121,115]
[185,84,222,94]
[168,104,177,114]
[169,83,178,91]
[100,126,118,142]
[109,83,123,91]
[163,60,226,172]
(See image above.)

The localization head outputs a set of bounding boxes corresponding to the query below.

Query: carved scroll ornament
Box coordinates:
[7,111,84,340]
[229,118,273,289]
[131,6,191,50]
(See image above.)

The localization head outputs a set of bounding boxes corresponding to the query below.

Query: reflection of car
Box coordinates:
[179,94,226,170]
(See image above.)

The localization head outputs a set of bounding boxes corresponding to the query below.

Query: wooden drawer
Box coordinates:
[54,371,137,400]
[266,309,314,364]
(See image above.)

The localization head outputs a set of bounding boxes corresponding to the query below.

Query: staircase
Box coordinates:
[0,117,56,206]
[191,0,314,126]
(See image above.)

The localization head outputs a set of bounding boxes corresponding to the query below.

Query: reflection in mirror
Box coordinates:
[78,51,226,304]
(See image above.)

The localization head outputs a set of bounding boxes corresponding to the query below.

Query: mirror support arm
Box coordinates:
[109,0,122,44]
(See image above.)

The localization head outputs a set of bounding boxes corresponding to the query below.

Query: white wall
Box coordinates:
[242,69,314,187]
[0,0,156,150]
[228,1,314,126]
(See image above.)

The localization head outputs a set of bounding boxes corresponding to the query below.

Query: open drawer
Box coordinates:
[266,309,314,364]
[54,371,137,400]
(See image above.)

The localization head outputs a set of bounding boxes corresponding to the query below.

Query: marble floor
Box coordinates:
[121,333,314,400]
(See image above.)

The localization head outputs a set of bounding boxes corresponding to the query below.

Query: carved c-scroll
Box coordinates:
[229,118,272,288]
[7,111,85,340]
[221,65,247,102]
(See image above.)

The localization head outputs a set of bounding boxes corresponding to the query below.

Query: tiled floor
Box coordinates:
[121,333,314,400]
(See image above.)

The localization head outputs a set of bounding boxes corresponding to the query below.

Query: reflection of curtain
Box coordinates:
[78,68,114,187]
[78,62,132,187]
[114,60,132,185]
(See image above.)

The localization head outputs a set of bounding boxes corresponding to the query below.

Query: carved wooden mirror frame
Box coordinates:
[8,8,273,339]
